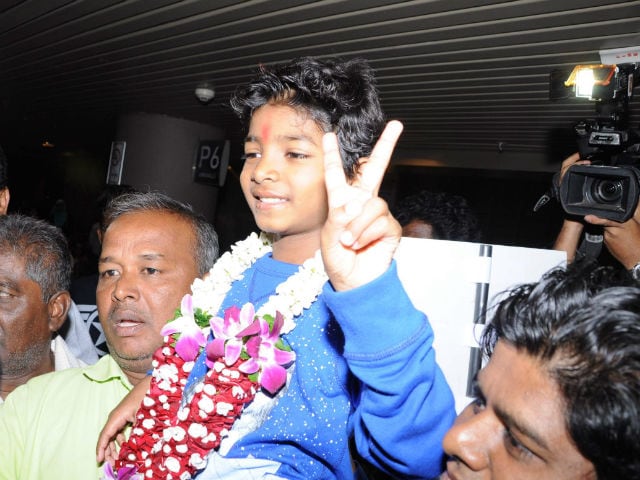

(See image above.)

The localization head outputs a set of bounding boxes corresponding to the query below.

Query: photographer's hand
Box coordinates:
[585,204,640,270]
[552,153,591,263]
[559,152,590,178]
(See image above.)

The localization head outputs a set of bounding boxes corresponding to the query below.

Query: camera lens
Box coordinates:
[592,179,623,204]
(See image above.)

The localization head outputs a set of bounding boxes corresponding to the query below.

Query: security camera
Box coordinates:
[195,84,215,103]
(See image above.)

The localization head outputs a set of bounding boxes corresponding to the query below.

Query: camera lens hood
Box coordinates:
[559,164,640,222]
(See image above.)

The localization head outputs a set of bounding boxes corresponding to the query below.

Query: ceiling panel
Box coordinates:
[1,0,638,168]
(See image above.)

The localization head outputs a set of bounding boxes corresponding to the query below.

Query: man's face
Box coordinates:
[402,219,434,239]
[0,251,52,376]
[96,210,200,379]
[441,341,595,480]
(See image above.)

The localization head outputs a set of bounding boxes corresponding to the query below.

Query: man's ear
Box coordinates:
[47,291,72,333]
[0,187,10,215]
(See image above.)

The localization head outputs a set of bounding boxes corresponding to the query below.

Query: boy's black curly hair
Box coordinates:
[230,57,386,180]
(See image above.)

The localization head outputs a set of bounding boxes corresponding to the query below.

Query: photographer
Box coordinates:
[553,152,640,277]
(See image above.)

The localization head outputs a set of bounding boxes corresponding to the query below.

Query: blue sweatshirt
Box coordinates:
[194,253,455,480]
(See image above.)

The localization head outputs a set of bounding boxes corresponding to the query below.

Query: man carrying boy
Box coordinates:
[0,192,219,479]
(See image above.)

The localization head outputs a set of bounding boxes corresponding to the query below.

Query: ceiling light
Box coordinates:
[564,64,617,99]
[195,83,215,103]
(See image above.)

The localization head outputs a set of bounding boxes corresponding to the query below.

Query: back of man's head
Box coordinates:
[482,260,640,479]
[394,190,482,242]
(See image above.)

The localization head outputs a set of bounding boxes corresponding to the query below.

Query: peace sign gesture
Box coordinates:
[321,120,404,291]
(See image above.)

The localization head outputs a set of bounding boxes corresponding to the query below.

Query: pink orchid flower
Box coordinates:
[207,303,260,367]
[102,463,143,480]
[160,294,206,361]
[238,311,296,394]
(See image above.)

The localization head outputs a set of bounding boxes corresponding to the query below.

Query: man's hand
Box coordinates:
[320,120,403,291]
[96,376,150,464]
[585,203,640,270]
[552,153,591,263]
[559,152,588,181]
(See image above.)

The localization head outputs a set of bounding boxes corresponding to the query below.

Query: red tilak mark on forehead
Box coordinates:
[261,123,270,142]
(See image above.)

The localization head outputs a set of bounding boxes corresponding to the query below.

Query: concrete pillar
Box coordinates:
[114,112,224,222]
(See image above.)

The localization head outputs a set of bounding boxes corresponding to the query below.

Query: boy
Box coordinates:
[98,57,455,479]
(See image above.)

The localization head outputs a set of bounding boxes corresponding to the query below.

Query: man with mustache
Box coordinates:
[0,191,219,480]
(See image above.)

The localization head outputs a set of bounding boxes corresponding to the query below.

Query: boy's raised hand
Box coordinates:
[321,120,403,291]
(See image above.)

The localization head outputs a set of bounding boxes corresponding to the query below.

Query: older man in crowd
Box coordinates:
[0,214,83,402]
[0,191,219,479]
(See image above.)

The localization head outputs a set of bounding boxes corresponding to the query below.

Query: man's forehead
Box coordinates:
[106,211,190,236]
[480,342,566,451]
[0,251,26,274]
[102,211,196,263]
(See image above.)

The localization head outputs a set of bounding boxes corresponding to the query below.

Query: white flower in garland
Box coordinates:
[190,232,273,316]
[258,250,327,334]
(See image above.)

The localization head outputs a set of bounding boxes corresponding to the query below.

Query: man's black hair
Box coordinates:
[482,259,640,479]
[230,56,386,180]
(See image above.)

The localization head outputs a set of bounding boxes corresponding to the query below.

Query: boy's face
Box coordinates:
[241,103,329,246]
[441,341,594,480]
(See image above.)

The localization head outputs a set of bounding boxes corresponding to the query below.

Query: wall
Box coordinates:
[394,148,567,173]
[383,165,565,249]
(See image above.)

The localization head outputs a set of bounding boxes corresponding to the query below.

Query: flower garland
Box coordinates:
[107,232,328,480]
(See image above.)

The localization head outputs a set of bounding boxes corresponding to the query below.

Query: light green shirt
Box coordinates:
[0,355,132,480]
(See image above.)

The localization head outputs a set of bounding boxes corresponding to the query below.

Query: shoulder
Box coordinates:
[1,366,87,412]
[1,356,127,412]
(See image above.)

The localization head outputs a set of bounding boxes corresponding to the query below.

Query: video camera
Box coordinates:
[551,63,640,222]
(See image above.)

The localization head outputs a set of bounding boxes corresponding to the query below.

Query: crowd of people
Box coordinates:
[0,57,639,480]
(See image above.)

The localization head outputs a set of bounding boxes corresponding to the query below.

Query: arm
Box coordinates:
[553,219,584,263]
[324,263,455,478]
[585,203,640,270]
[96,375,150,463]
[321,122,455,477]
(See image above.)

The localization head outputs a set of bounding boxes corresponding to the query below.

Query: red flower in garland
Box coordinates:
[110,301,294,479]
